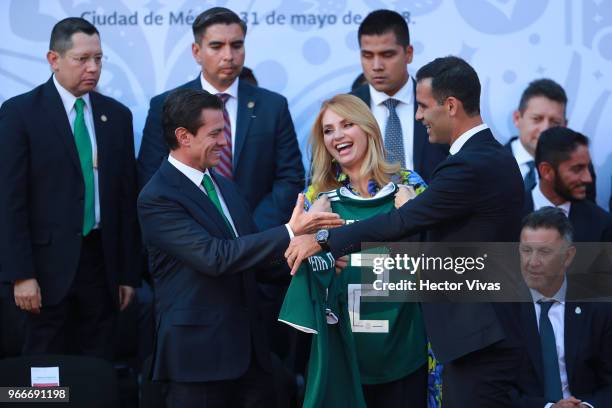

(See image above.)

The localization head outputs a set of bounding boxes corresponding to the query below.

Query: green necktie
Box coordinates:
[201,174,236,238]
[73,98,95,236]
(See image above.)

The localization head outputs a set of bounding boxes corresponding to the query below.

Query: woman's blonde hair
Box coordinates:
[309,94,400,195]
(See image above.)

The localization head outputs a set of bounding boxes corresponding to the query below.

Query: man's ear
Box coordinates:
[446,96,460,116]
[175,127,190,147]
[538,162,555,182]
[47,51,59,72]
[404,45,414,65]
[191,42,201,64]
[512,110,521,128]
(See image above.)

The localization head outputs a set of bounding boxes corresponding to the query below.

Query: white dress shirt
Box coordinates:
[448,123,489,155]
[511,137,535,180]
[369,78,415,170]
[531,182,572,216]
[168,155,239,237]
[53,75,101,228]
[200,73,239,155]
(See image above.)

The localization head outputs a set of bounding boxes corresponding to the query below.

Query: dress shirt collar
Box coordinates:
[53,74,92,116]
[530,277,567,306]
[449,123,489,155]
[369,75,413,107]
[200,72,239,99]
[511,137,533,166]
[168,154,210,188]
[531,182,572,216]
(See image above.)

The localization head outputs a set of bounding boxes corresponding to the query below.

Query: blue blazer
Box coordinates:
[351,81,448,183]
[137,77,305,230]
[137,160,290,382]
[326,128,525,363]
[0,77,141,306]
[512,299,612,407]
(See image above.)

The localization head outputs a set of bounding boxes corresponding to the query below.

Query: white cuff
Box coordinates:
[544,403,554,408]
[285,224,294,239]
[581,402,595,408]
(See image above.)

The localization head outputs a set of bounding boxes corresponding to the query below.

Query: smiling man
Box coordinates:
[137,7,304,231]
[0,17,140,358]
[286,56,525,407]
[351,9,447,182]
[523,127,612,242]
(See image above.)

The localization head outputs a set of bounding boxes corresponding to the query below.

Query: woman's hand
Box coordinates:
[395,185,417,208]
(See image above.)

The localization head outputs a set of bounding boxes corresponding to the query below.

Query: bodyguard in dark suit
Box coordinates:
[286,56,524,407]
[137,7,304,230]
[351,10,447,182]
[523,127,612,242]
[505,79,596,201]
[0,18,140,358]
[513,208,612,407]
[137,89,340,408]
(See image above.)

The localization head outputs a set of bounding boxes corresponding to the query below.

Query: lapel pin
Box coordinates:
[575,306,581,315]
[100,114,108,122]
[247,101,255,109]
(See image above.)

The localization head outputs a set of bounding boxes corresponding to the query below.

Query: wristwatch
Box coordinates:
[315,229,330,252]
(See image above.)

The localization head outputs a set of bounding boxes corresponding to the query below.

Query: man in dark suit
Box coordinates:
[137,7,304,231]
[0,18,140,358]
[286,56,525,407]
[351,9,447,182]
[505,79,596,200]
[137,89,340,408]
[522,127,612,242]
[513,207,612,407]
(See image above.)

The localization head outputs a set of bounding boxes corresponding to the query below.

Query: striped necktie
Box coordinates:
[215,93,233,179]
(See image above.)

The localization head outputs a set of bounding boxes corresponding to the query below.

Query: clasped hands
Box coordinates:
[284,185,416,275]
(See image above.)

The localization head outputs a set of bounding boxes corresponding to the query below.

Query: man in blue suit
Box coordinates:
[137,7,304,231]
[0,18,140,358]
[137,88,340,407]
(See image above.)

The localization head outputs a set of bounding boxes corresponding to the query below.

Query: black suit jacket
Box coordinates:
[351,81,448,183]
[522,191,612,242]
[327,128,525,363]
[0,77,141,307]
[137,160,290,382]
[137,77,305,230]
[505,136,597,202]
[512,299,612,408]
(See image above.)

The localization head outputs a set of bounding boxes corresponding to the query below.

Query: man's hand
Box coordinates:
[395,185,417,209]
[335,256,348,275]
[288,193,343,236]
[14,278,41,314]
[309,195,331,213]
[285,234,322,275]
[119,285,135,311]
[552,397,582,408]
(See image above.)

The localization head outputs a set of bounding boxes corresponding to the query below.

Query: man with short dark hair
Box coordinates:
[507,78,596,200]
[0,17,140,357]
[137,6,304,231]
[138,88,340,408]
[351,9,447,182]
[523,127,612,242]
[513,207,612,407]
[286,56,524,407]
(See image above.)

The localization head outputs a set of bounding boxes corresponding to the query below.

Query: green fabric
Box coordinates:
[330,185,427,384]
[201,174,236,238]
[279,253,366,408]
[73,98,95,236]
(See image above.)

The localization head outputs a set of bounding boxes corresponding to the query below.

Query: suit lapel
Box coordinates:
[352,84,371,106]
[564,301,585,386]
[211,171,251,236]
[43,77,81,174]
[161,161,233,238]
[234,81,257,167]
[521,302,545,386]
[411,78,428,174]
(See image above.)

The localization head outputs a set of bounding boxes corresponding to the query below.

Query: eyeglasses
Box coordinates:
[65,54,107,66]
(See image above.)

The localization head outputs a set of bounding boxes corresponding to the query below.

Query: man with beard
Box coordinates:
[523,126,612,242]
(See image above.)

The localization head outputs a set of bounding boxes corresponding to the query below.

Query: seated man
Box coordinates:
[513,207,612,407]
[524,126,612,242]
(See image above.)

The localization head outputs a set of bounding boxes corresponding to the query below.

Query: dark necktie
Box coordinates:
[382,98,405,167]
[201,174,236,238]
[73,98,95,236]
[538,300,563,402]
[524,160,536,192]
[215,93,233,179]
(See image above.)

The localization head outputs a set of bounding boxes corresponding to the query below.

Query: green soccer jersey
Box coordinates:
[279,183,427,407]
